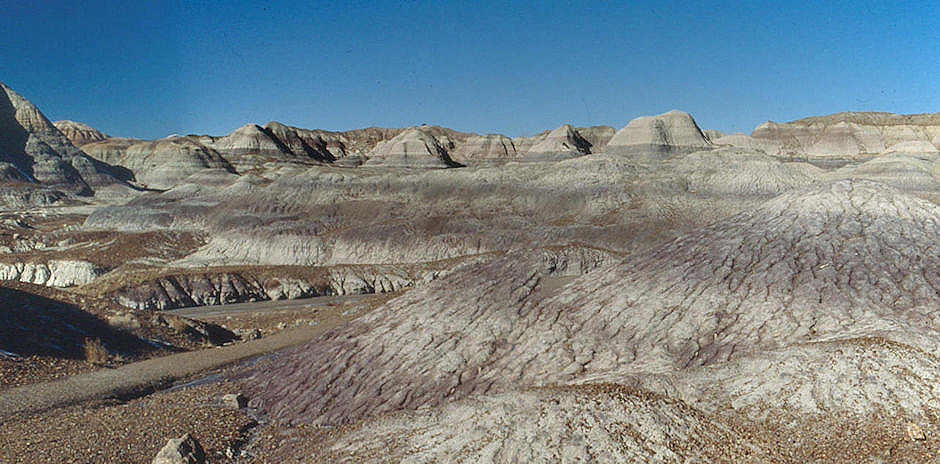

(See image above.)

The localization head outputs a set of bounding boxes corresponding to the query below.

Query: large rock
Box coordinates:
[605,109,712,158]
[52,120,108,146]
[152,434,205,464]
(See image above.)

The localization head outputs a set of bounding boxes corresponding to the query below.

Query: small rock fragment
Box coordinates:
[235,328,261,341]
[222,393,248,409]
[907,423,926,441]
[152,433,205,464]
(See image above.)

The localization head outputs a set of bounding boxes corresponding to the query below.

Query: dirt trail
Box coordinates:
[0,325,324,422]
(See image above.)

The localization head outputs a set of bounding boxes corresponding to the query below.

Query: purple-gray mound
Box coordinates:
[244,179,940,425]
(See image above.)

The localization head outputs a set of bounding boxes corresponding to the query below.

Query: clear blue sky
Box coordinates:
[2,0,938,139]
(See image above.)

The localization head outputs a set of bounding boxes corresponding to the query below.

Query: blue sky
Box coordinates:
[2,0,938,139]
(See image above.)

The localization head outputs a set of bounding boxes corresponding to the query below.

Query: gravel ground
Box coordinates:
[0,381,255,464]
[0,356,94,389]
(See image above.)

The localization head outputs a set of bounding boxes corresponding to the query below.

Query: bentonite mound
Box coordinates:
[245,179,940,426]
[87,136,236,190]
[365,127,463,168]
[261,121,335,162]
[661,337,940,421]
[309,385,771,463]
[52,120,108,147]
[750,112,940,158]
[826,151,940,191]
[243,248,594,424]
[0,82,125,196]
[522,124,592,161]
[605,109,713,158]
[450,133,519,163]
[673,147,821,195]
[501,179,940,380]
[209,123,289,158]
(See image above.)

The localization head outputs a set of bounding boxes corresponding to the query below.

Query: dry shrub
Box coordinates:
[107,312,141,330]
[83,337,110,365]
[165,315,193,333]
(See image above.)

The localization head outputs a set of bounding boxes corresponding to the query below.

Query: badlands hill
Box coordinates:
[712,111,940,165]
[3,81,940,462]
[0,83,126,201]
[522,124,592,161]
[605,109,712,157]
[244,180,940,425]
[52,120,108,146]
[50,92,940,188]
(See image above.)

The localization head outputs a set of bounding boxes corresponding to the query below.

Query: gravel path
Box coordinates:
[0,325,324,421]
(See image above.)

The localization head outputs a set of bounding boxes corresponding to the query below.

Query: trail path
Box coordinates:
[0,318,334,421]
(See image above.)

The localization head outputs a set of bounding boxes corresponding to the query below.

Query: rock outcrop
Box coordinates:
[605,109,712,158]
[0,260,107,287]
[108,264,431,310]
[52,120,108,147]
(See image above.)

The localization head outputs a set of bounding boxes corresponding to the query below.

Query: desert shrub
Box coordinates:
[83,337,110,365]
[107,312,141,330]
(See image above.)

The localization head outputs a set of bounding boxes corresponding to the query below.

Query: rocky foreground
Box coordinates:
[1,81,939,462]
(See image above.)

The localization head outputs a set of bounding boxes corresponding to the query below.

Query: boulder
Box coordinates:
[152,434,205,464]
[222,393,248,409]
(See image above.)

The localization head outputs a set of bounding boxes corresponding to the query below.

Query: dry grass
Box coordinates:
[107,311,141,330]
[83,338,109,365]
